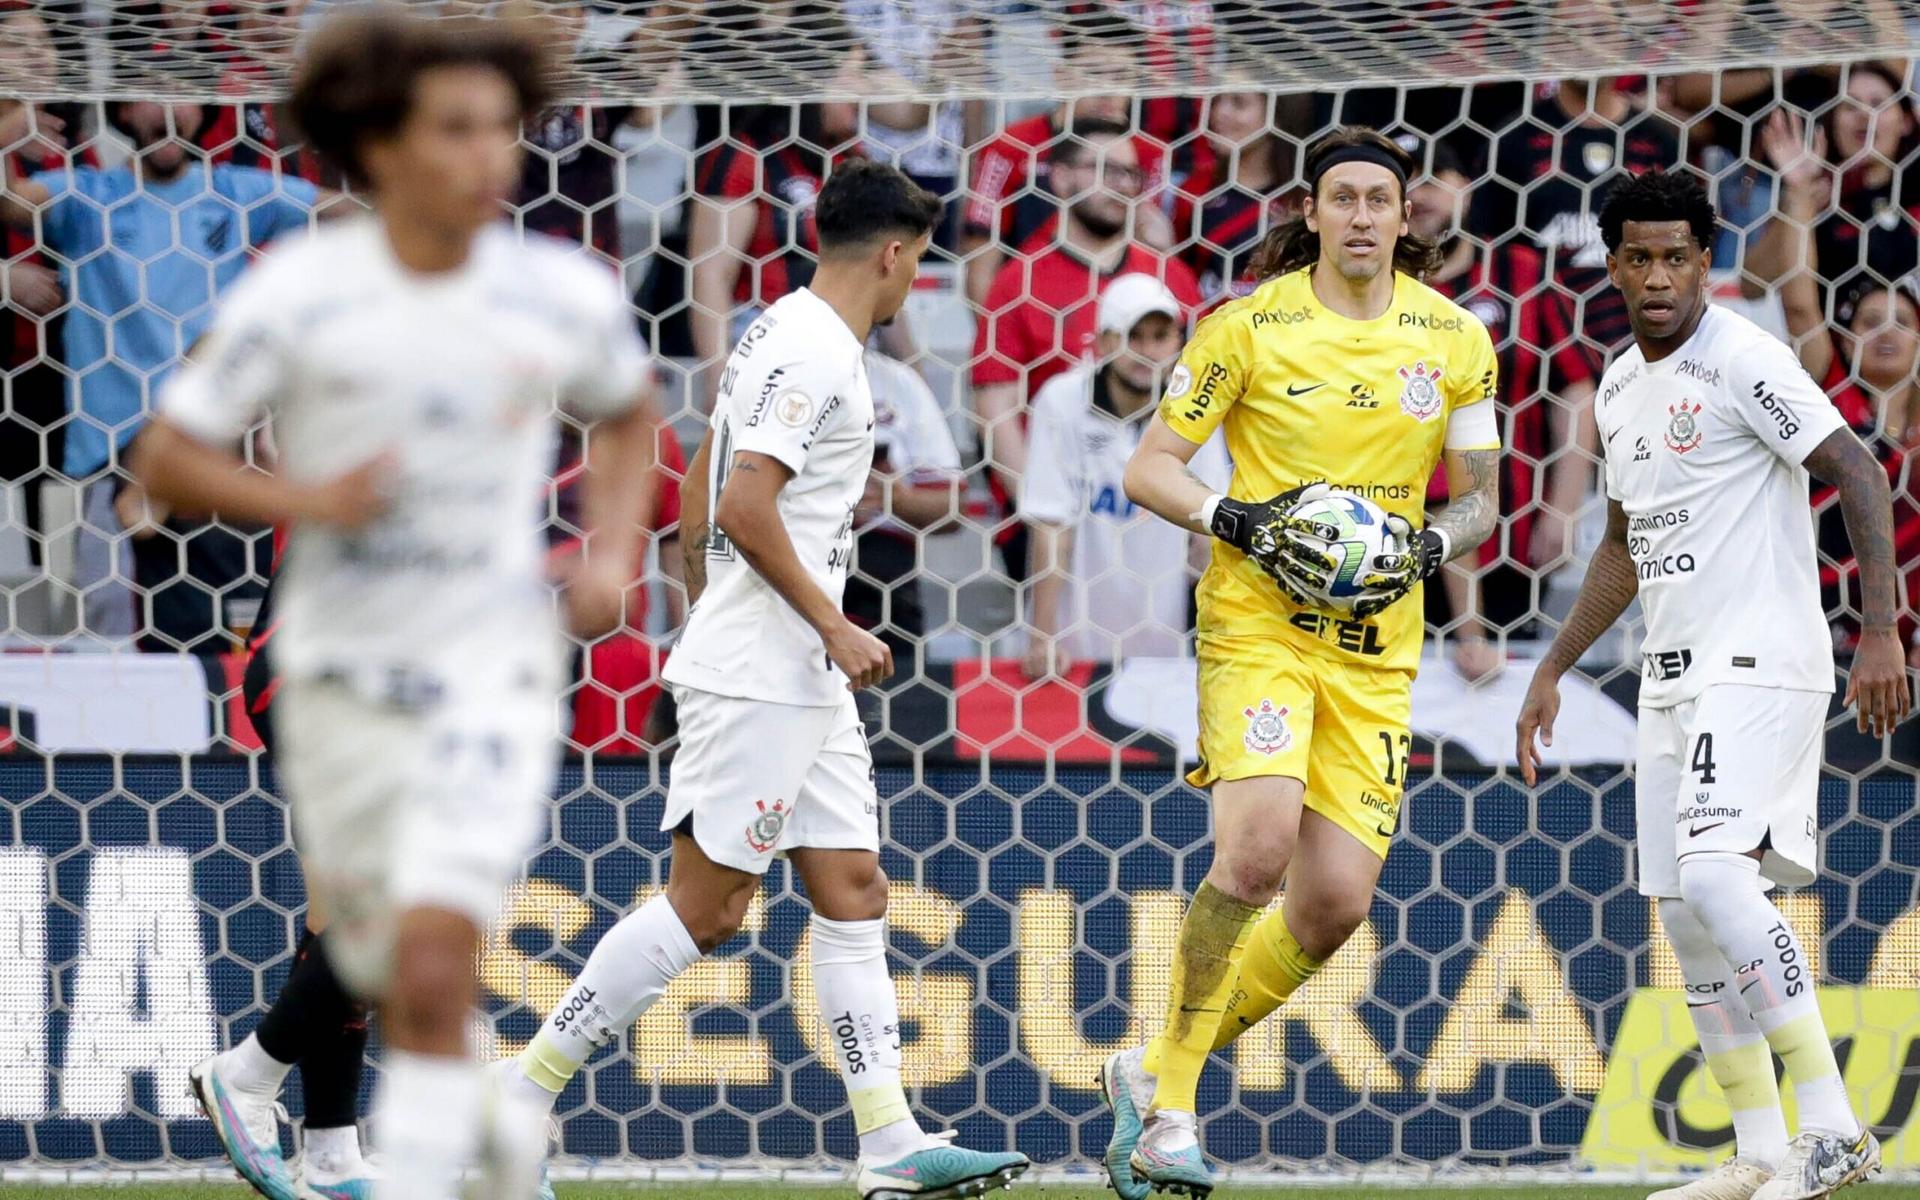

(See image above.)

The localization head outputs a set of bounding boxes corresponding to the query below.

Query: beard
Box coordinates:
[1071,202,1126,240]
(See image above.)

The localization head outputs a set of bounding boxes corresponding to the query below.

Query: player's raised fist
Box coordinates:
[305,452,398,529]
[825,619,893,691]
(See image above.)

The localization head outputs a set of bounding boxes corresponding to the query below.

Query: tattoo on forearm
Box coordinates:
[730,453,760,474]
[1428,449,1500,559]
[683,521,710,601]
[1806,430,1899,627]
[1543,502,1638,674]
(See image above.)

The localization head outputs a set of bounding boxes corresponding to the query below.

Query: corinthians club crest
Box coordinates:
[1243,698,1293,756]
[1665,401,1704,453]
[1397,361,1445,422]
[745,798,790,853]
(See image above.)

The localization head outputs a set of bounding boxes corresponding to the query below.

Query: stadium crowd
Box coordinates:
[1,0,1918,750]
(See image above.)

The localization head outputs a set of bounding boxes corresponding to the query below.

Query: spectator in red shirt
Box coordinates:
[1172,89,1303,304]
[1469,77,1681,357]
[1775,156,1920,664]
[687,100,860,402]
[971,118,1201,579]
[958,17,1158,310]
[1406,135,1600,680]
[0,8,74,568]
[1747,65,1920,298]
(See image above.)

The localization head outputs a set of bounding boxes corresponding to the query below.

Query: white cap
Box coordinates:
[1096,273,1182,335]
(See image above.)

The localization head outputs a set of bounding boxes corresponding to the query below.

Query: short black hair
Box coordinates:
[1599,168,1718,253]
[289,6,555,190]
[1051,117,1134,166]
[814,159,942,253]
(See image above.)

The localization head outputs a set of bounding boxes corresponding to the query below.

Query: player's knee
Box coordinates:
[388,929,475,1033]
[1289,890,1371,959]
[1209,836,1291,901]
[677,879,759,953]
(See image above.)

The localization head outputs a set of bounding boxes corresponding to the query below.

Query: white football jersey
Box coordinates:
[1595,304,1846,708]
[159,217,649,695]
[1023,362,1232,660]
[664,289,874,706]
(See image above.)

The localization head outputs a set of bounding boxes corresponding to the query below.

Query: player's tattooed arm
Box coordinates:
[1429,448,1501,560]
[1804,427,1900,629]
[1540,498,1638,676]
[679,430,715,607]
[1803,425,1913,736]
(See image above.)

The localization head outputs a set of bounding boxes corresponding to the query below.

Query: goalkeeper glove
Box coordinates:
[1202,482,1331,606]
[1350,515,1448,620]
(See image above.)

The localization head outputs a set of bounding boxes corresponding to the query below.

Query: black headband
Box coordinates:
[1309,144,1409,192]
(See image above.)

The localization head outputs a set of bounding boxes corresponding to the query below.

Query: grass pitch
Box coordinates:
[4,1186,1920,1199]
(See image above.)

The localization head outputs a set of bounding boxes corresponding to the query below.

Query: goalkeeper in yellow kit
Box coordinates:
[1109,127,1503,1196]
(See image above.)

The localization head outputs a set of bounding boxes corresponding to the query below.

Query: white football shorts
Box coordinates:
[661,686,880,874]
[275,669,559,995]
[1635,682,1827,899]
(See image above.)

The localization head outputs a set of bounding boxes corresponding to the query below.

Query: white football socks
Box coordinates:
[371,1051,479,1200]
[302,1124,364,1181]
[218,1032,293,1095]
[1678,853,1859,1138]
[810,914,926,1162]
[519,894,702,1101]
[1659,896,1788,1167]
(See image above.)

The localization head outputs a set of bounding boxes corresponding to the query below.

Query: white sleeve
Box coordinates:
[1189,430,1232,494]
[893,370,962,481]
[1442,393,1501,452]
[561,266,652,419]
[1021,393,1081,525]
[730,357,845,475]
[1726,333,1846,465]
[157,271,287,446]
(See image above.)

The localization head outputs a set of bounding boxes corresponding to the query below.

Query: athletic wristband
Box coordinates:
[1194,494,1224,530]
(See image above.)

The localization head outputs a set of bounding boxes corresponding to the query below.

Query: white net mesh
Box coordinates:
[1,3,1919,1182]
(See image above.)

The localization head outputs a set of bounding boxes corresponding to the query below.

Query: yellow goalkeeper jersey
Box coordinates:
[1160,267,1501,674]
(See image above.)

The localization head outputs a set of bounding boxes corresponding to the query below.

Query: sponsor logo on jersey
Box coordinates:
[552,986,605,1035]
[745,798,791,854]
[1242,698,1293,755]
[1177,362,1232,422]
[1750,381,1802,439]
[1642,648,1694,681]
[1664,401,1704,453]
[1288,610,1390,655]
[1676,358,1722,387]
[1286,381,1326,396]
[1347,383,1379,408]
[1296,478,1412,502]
[1166,363,1194,398]
[1360,790,1399,818]
[1250,306,1313,329]
[743,365,789,427]
[1628,508,1690,531]
[1600,365,1641,405]
[1399,311,1466,332]
[1633,436,1651,462]
[1679,803,1741,823]
[1397,361,1445,422]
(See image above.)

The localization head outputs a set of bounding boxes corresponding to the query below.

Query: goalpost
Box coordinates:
[2,0,1918,1185]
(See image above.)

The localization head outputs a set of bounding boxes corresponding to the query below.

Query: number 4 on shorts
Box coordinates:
[1690,731,1717,784]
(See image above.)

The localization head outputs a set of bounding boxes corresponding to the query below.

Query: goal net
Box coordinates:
[1,0,1918,1184]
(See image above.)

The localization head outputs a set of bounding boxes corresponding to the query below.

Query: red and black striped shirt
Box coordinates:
[697,136,834,309]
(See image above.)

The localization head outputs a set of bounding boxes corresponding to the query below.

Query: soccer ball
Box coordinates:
[1283,490,1400,612]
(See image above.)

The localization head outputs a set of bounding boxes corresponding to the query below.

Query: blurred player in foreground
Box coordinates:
[495,160,1032,1200]
[133,10,659,1200]
[1518,169,1911,1200]
[1114,127,1502,1195]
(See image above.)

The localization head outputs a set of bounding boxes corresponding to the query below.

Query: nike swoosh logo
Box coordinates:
[1605,426,1626,444]
[1739,977,1761,993]
[1689,821,1725,837]
[1286,382,1326,396]
[1178,1005,1222,1014]
[1374,824,1394,838]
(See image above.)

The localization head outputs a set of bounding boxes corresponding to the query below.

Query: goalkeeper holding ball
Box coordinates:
[1111,126,1503,1196]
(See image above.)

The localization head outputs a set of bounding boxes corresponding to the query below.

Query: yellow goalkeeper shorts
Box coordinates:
[1188,631,1415,860]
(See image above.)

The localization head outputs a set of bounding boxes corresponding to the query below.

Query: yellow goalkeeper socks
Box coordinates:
[1145,881,1261,1113]
[1209,908,1325,1052]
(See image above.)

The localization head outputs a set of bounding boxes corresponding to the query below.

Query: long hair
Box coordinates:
[1246,126,1443,282]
